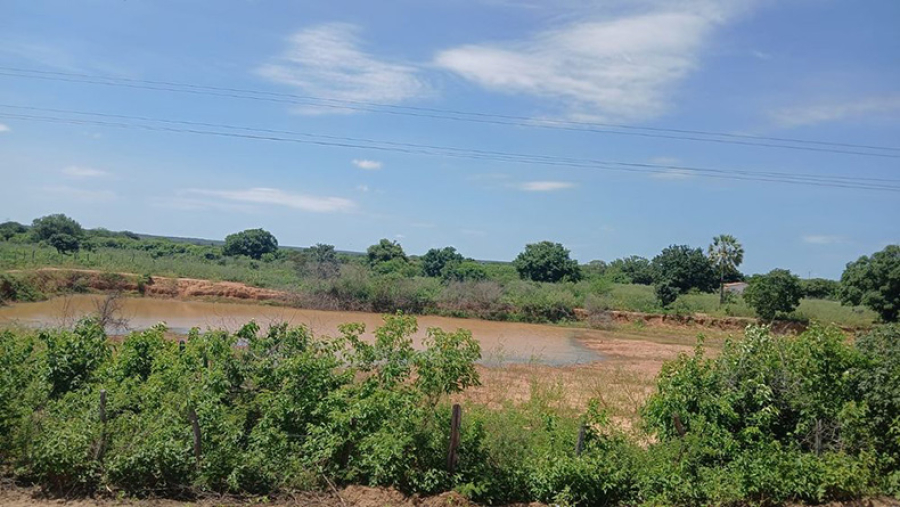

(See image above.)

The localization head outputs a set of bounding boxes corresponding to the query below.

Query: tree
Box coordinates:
[443,261,488,282]
[607,256,654,285]
[421,247,465,278]
[302,243,340,279]
[651,245,717,294]
[49,233,80,255]
[708,234,745,304]
[0,221,27,241]
[744,269,803,321]
[31,214,84,242]
[222,228,278,260]
[655,280,679,307]
[801,278,840,300]
[367,239,408,266]
[513,241,582,283]
[840,245,900,322]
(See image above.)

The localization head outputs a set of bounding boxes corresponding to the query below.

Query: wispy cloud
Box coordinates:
[514,181,575,192]
[356,184,371,193]
[352,159,383,170]
[184,187,356,213]
[62,166,108,178]
[43,186,116,202]
[770,94,900,128]
[0,123,10,133]
[257,23,430,113]
[802,235,846,245]
[435,2,754,120]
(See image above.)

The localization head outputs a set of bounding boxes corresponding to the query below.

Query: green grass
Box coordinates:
[0,243,302,290]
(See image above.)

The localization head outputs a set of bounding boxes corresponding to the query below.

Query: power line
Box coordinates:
[2,66,898,159]
[4,104,899,186]
[2,107,898,192]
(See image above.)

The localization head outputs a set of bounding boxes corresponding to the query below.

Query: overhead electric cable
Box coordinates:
[2,107,898,192]
[1,66,898,158]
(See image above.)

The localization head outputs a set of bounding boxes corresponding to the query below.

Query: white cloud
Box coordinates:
[352,159,383,170]
[770,94,900,128]
[514,181,575,191]
[356,184,371,192]
[184,187,356,213]
[0,123,10,133]
[802,235,845,245]
[62,166,108,178]
[435,2,751,120]
[257,23,430,113]
[43,186,116,202]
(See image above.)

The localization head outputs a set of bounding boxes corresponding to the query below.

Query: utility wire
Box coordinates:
[4,104,899,186]
[2,108,898,192]
[2,66,898,158]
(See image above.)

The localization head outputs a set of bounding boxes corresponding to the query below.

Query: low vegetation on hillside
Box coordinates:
[1,317,898,504]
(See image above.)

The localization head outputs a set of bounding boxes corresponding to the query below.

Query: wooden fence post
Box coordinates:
[189,408,202,465]
[94,389,108,461]
[672,412,686,438]
[576,424,587,456]
[815,419,822,455]
[447,404,462,475]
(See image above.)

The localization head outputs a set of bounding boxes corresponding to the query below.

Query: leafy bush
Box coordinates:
[840,245,900,322]
[744,268,803,320]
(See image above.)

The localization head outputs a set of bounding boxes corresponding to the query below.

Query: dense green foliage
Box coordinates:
[31,214,84,242]
[513,241,582,283]
[744,269,804,320]
[49,233,81,255]
[421,247,465,278]
[0,221,27,241]
[366,238,409,267]
[1,319,897,504]
[222,228,279,260]
[652,245,718,295]
[802,277,840,300]
[605,256,654,285]
[840,245,900,322]
[642,324,900,504]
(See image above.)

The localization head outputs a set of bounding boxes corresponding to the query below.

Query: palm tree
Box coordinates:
[708,234,744,305]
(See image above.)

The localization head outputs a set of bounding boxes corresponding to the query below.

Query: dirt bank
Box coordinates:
[10,268,293,303]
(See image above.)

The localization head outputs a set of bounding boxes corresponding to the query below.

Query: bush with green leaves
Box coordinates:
[641,324,886,505]
[421,246,465,278]
[840,244,900,322]
[0,313,489,497]
[744,268,803,320]
[651,244,718,294]
[222,228,278,260]
[513,241,582,283]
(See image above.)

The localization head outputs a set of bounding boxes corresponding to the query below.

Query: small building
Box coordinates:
[723,282,749,295]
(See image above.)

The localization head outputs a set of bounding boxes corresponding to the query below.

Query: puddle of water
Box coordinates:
[0,295,601,366]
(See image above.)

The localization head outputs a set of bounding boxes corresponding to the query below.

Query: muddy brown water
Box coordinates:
[0,295,602,365]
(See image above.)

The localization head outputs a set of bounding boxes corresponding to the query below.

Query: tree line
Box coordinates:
[2,214,897,323]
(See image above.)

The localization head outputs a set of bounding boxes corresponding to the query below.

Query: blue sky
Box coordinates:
[0,0,898,279]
